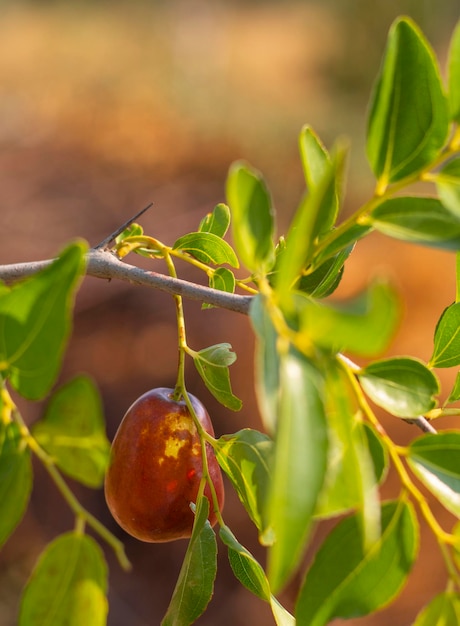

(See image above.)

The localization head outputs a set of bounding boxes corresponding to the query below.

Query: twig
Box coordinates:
[94,203,153,249]
[0,249,253,315]
[406,416,438,434]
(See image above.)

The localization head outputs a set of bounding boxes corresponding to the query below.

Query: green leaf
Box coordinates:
[296,500,419,626]
[19,532,108,626]
[115,222,143,243]
[448,21,460,123]
[313,224,372,268]
[208,267,235,294]
[0,241,86,400]
[430,302,460,368]
[358,357,440,418]
[298,125,339,234]
[407,432,460,518]
[447,371,460,403]
[249,295,280,433]
[173,232,239,267]
[32,376,111,488]
[265,350,328,593]
[193,344,242,411]
[214,429,273,536]
[296,279,401,358]
[315,364,382,546]
[0,420,32,549]
[414,592,460,626]
[198,203,231,237]
[275,147,344,302]
[297,246,352,298]
[226,161,275,274]
[366,17,449,185]
[369,197,460,249]
[436,157,460,218]
[161,496,217,626]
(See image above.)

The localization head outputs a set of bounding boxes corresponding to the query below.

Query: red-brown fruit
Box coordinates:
[104,387,224,542]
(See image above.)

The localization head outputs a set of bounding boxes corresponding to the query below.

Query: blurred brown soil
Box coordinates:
[1,4,459,626]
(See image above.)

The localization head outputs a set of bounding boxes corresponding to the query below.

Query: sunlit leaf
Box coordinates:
[226,161,275,274]
[296,500,418,626]
[358,357,440,418]
[249,294,280,433]
[369,197,460,250]
[367,17,449,185]
[430,302,460,368]
[0,241,86,400]
[198,203,231,237]
[0,420,32,549]
[266,349,328,593]
[408,432,460,518]
[115,222,143,243]
[173,232,239,267]
[295,279,401,358]
[19,532,108,626]
[214,429,273,535]
[414,592,460,626]
[436,157,460,217]
[32,376,111,488]
[448,21,460,123]
[193,345,242,411]
[446,371,460,404]
[162,497,217,626]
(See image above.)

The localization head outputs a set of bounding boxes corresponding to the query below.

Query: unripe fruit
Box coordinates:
[104,388,224,542]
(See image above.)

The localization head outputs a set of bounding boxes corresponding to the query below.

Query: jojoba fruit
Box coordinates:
[104,387,224,542]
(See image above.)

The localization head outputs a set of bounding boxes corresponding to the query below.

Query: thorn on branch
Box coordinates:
[94,202,153,250]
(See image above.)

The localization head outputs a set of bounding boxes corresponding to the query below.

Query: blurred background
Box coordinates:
[1,1,460,624]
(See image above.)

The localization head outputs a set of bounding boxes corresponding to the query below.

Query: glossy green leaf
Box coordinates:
[448,21,460,123]
[430,302,460,368]
[296,279,400,358]
[297,246,352,298]
[208,267,236,295]
[367,17,449,185]
[32,376,110,488]
[414,592,460,626]
[315,365,382,544]
[226,161,275,274]
[296,500,418,626]
[173,231,239,267]
[369,197,460,249]
[19,532,108,626]
[265,350,328,593]
[358,357,439,418]
[250,294,280,433]
[162,496,217,626]
[0,241,86,400]
[193,345,242,411]
[275,148,344,302]
[198,203,231,237]
[0,420,32,549]
[214,429,273,536]
[408,432,460,518]
[299,125,339,234]
[436,157,460,217]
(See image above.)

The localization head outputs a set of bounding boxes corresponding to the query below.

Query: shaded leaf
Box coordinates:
[414,592,460,626]
[198,203,231,237]
[214,429,273,535]
[436,157,460,217]
[313,224,372,268]
[430,302,460,368]
[202,268,236,309]
[295,279,401,358]
[32,376,110,488]
[0,242,86,400]
[296,500,418,626]
[266,350,328,593]
[448,21,460,123]
[358,357,439,418]
[19,532,108,626]
[162,497,217,626]
[367,17,449,185]
[193,345,242,411]
[226,161,275,274]
[0,420,32,549]
[297,246,352,298]
[408,432,460,518]
[173,232,239,267]
[369,197,460,250]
